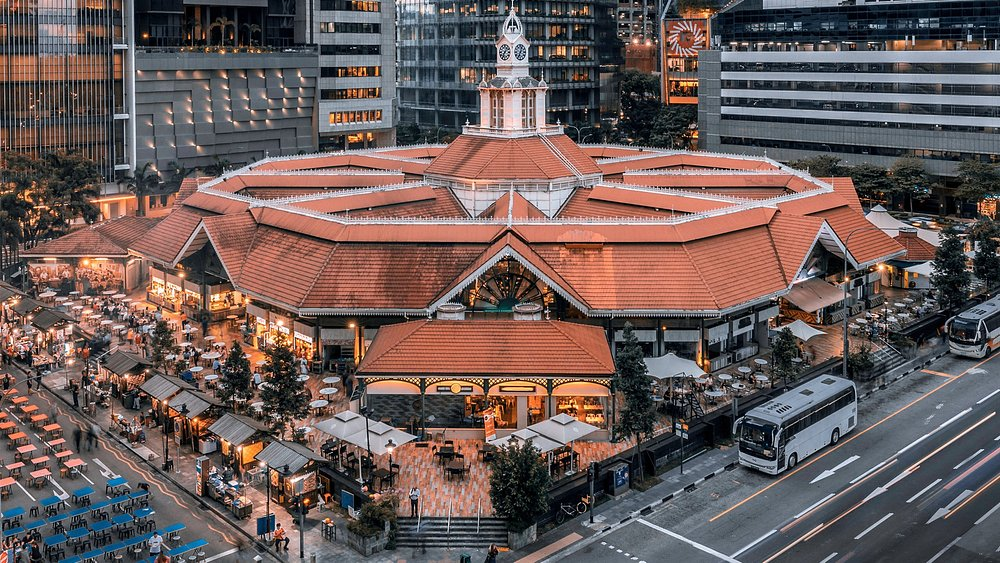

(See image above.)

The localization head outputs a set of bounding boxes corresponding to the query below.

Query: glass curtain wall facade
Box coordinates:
[698,0,1000,177]
[397,0,606,129]
[1,0,127,181]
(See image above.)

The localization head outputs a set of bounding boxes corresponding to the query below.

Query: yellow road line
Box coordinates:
[922,369,956,379]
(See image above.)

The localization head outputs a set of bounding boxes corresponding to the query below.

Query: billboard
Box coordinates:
[665,19,708,58]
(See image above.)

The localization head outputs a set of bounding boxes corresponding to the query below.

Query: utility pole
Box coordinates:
[588,462,597,524]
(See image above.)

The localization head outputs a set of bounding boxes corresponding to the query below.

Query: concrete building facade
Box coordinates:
[698,0,1000,177]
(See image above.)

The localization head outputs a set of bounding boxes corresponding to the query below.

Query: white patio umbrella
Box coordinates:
[340,420,416,484]
[488,428,561,454]
[781,320,826,342]
[315,410,372,479]
[528,413,600,475]
[644,353,705,411]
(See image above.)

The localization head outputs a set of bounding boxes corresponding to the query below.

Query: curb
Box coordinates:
[10,361,282,563]
[613,462,738,526]
[857,348,949,402]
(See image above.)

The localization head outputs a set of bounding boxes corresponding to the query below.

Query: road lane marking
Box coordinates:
[15,481,35,502]
[850,461,886,484]
[710,363,976,523]
[945,444,1000,491]
[912,412,996,476]
[899,408,971,456]
[731,529,777,558]
[793,494,835,521]
[977,389,1000,405]
[921,369,955,379]
[763,524,823,563]
[636,519,741,563]
[92,458,118,479]
[819,553,839,563]
[974,500,1000,525]
[926,536,962,563]
[202,548,239,562]
[854,513,892,540]
[907,479,942,503]
[929,489,974,523]
[944,473,1000,520]
[811,455,860,483]
[954,448,984,470]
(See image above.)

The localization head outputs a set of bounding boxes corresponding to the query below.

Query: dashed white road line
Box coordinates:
[977,389,1000,405]
[92,458,118,479]
[14,481,35,502]
[731,529,776,558]
[974,500,1000,526]
[854,512,893,540]
[850,461,887,484]
[953,449,984,470]
[637,519,741,563]
[818,553,839,563]
[794,494,835,520]
[907,479,942,504]
[926,536,962,563]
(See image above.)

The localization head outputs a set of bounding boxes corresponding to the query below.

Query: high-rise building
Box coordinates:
[397,0,616,130]
[1,0,130,199]
[314,0,398,150]
[616,0,656,44]
[698,0,1000,178]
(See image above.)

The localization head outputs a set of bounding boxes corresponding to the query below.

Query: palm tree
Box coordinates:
[162,160,193,193]
[210,17,235,47]
[241,22,261,47]
[183,18,203,47]
[126,162,161,217]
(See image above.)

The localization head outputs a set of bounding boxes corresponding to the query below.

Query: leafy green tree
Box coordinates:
[972,218,1000,291]
[931,228,972,311]
[126,162,162,217]
[770,328,799,385]
[788,155,847,178]
[489,439,552,532]
[201,156,231,177]
[618,70,662,145]
[612,323,655,483]
[260,334,309,439]
[890,157,931,213]
[847,343,875,381]
[149,320,178,372]
[395,123,422,145]
[849,163,893,204]
[956,159,1000,208]
[218,340,254,411]
[648,105,697,149]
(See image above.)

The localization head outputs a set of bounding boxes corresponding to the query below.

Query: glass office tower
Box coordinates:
[1,0,128,181]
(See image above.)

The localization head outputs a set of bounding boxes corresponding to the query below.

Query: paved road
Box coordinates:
[0,365,251,562]
[559,352,1000,563]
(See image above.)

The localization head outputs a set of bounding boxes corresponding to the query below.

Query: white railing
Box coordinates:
[477,497,482,533]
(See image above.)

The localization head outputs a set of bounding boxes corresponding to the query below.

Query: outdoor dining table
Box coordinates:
[10,432,29,448]
[43,533,67,559]
[6,462,24,479]
[43,423,62,437]
[106,476,128,494]
[20,404,38,415]
[704,390,725,404]
[38,291,56,299]
[55,450,73,461]
[63,458,87,477]
[30,468,51,488]
[717,374,733,382]
[30,455,51,470]
[111,513,133,527]
[16,443,38,458]
[11,396,28,405]
[23,519,45,532]
[29,413,47,428]
[0,477,14,499]
[731,382,747,394]
[322,376,341,385]
[754,374,770,384]
[893,302,907,309]
[72,487,94,506]
[754,358,768,367]
[204,373,219,383]
[855,318,868,325]
[39,495,63,514]
[445,460,465,481]
[309,399,329,415]
[737,366,752,376]
[320,387,338,397]
[0,421,14,435]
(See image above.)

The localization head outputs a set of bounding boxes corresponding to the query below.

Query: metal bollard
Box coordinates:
[309,555,317,563]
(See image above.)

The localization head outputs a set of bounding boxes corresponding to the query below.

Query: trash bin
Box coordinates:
[459,554,471,563]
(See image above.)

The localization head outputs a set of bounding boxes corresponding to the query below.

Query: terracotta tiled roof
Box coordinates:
[424,134,601,180]
[357,319,615,376]
[598,153,779,176]
[209,172,406,195]
[291,185,468,219]
[478,191,547,219]
[824,177,864,214]
[811,205,904,266]
[21,216,161,258]
[254,154,428,175]
[895,230,937,262]
[374,146,445,159]
[201,213,258,282]
[581,185,730,214]
[180,192,250,215]
[173,178,206,207]
[767,214,827,283]
[129,205,216,265]
[558,188,678,219]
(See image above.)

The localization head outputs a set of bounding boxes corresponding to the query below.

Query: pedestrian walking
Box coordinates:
[71,383,79,408]
[148,531,166,558]
[409,486,420,517]
[2,373,9,391]
[485,544,499,563]
[87,424,99,451]
[72,426,82,453]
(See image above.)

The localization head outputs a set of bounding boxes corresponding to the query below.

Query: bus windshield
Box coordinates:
[741,417,776,448]
[950,318,982,344]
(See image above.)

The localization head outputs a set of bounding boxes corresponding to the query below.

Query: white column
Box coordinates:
[479,89,491,127]
[535,89,546,130]
[506,89,522,130]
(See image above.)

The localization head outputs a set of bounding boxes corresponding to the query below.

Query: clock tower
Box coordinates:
[469,8,550,135]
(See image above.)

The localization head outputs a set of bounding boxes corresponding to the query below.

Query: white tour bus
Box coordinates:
[736,375,857,475]
[947,294,1000,358]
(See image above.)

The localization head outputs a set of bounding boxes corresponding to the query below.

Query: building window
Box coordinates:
[320,88,382,100]
[328,110,383,125]
[319,0,380,11]
[320,66,381,78]
[319,22,381,33]
[522,92,535,129]
[490,91,504,128]
[459,68,478,83]
[320,44,380,55]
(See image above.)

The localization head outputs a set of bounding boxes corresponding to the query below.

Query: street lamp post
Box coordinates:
[162,399,171,471]
[842,227,884,380]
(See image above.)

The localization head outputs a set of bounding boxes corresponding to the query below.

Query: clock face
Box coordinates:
[514,44,527,61]
[498,44,511,61]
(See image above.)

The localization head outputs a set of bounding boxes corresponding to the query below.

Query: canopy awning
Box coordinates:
[30,309,74,331]
[0,282,24,301]
[13,298,45,316]
[140,374,194,401]
[168,390,221,419]
[779,320,826,342]
[643,353,705,380]
[208,413,270,446]
[102,350,152,377]
[527,413,600,445]
[905,261,935,277]
[785,278,844,313]
[255,440,325,474]
[488,428,562,454]
[315,410,369,440]
[341,421,417,456]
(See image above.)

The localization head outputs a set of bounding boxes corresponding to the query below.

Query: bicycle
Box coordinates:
[555,495,591,524]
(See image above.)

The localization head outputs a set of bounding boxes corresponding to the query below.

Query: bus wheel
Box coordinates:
[787,453,798,470]
[831,429,840,445]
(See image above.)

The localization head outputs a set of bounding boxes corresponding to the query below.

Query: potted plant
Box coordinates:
[345,494,399,556]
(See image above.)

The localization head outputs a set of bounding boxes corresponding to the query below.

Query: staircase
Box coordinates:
[871,344,908,374]
[395,517,508,549]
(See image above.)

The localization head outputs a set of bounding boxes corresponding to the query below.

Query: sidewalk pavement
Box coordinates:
[12,357,492,563]
[501,446,738,563]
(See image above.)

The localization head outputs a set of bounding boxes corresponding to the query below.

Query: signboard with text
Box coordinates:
[484,412,496,442]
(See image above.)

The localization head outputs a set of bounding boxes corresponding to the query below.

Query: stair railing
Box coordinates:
[447,499,453,536]
[477,497,482,533]
[417,498,422,532]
